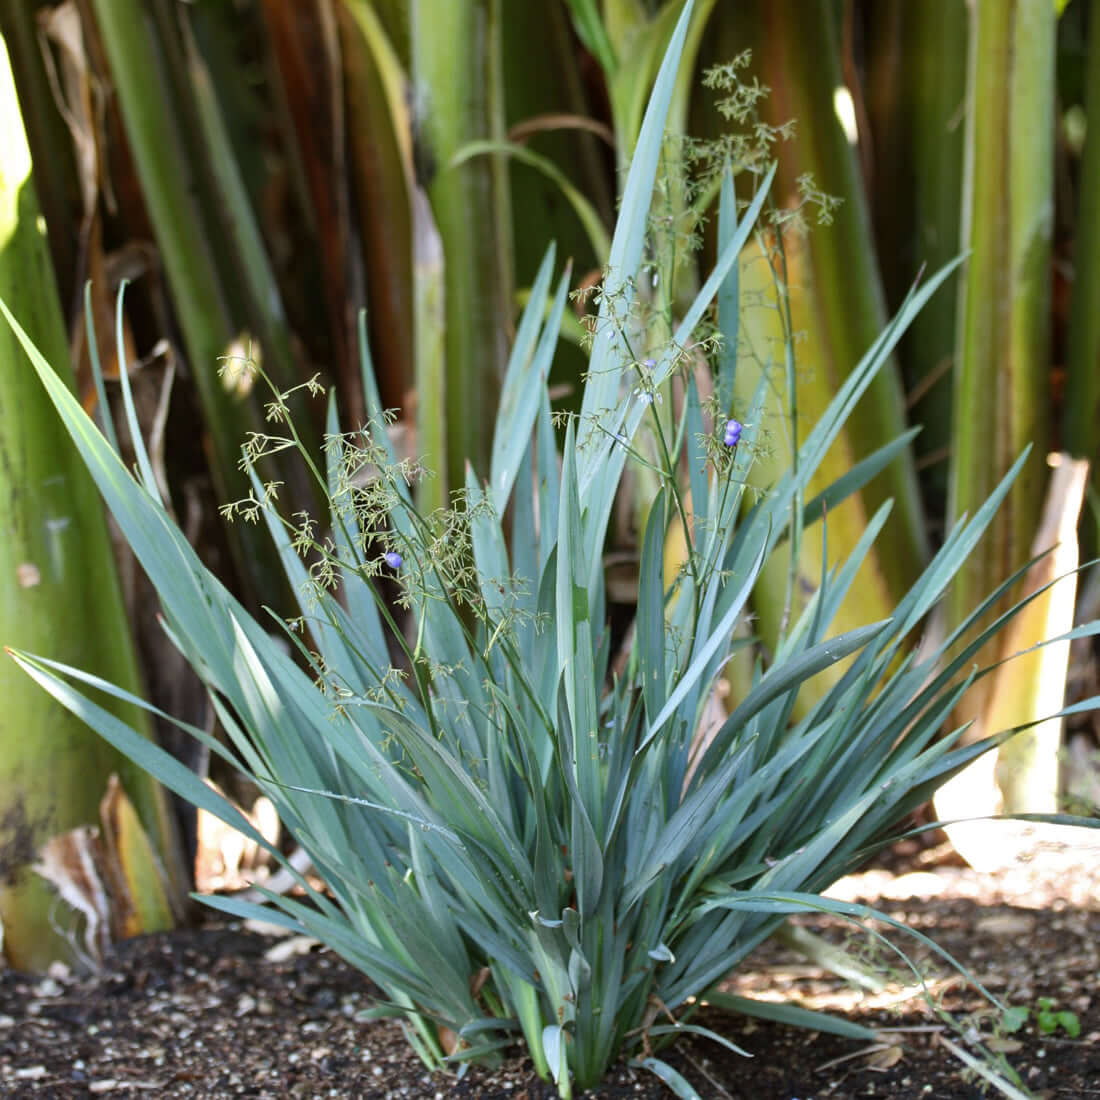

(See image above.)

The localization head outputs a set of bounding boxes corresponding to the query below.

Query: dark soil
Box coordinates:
[1,862,1097,1099]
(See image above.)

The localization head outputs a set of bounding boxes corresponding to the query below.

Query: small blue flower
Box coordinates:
[643,357,656,369]
[383,551,403,570]
[723,418,743,447]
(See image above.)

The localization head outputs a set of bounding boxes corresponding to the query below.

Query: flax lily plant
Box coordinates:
[4,7,1098,1097]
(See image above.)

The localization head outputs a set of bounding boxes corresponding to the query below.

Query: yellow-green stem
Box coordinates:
[411,0,513,494]
[1064,0,1100,516]
[0,34,183,970]
[948,0,1053,651]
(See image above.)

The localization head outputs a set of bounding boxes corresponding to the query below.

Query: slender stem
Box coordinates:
[89,0,294,607]
[948,0,1054,645]
[624,340,703,630]
[0,38,185,967]
[771,215,802,636]
[1064,0,1100,510]
[411,0,513,492]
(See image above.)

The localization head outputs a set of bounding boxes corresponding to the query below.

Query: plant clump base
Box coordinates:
[1,857,1096,1099]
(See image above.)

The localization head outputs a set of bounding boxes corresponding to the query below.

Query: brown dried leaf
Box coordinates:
[469,967,491,998]
[98,775,178,937]
[38,1,98,214]
[437,1024,459,1057]
[32,825,110,965]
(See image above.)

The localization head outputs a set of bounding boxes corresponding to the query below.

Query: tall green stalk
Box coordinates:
[339,0,415,410]
[410,0,513,494]
[0,35,182,970]
[689,2,929,714]
[170,7,304,401]
[865,0,968,510]
[0,3,80,311]
[89,0,291,607]
[1064,0,1100,513]
[948,0,1054,674]
[715,0,928,600]
[501,1,610,283]
[338,1,445,514]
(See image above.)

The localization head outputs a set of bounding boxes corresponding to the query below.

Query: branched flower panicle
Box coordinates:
[687,51,796,185]
[238,431,296,471]
[307,536,339,593]
[385,490,485,614]
[262,376,323,425]
[689,52,841,246]
[550,406,575,431]
[365,665,410,707]
[793,173,843,227]
[218,478,283,525]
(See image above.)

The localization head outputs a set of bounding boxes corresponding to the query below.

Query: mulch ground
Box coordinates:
[1,856,1097,1099]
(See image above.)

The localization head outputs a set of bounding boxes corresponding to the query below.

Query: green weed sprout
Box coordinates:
[1004,998,1082,1039]
[4,5,1099,1097]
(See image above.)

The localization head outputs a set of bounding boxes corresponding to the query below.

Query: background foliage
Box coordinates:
[1,0,1098,968]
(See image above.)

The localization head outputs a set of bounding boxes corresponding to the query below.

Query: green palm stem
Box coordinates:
[339,0,415,414]
[0,2,80,311]
[170,6,324,501]
[601,0,707,172]
[947,0,1054,725]
[88,0,295,608]
[367,0,410,64]
[864,0,968,512]
[732,0,927,599]
[589,0,719,296]
[170,9,304,393]
[649,0,722,320]
[410,0,513,495]
[0,37,183,970]
[499,1,611,448]
[605,0,675,174]
[578,1,725,543]
[733,235,899,715]
[663,0,723,327]
[601,0,644,160]
[411,188,448,518]
[1064,0,1100,537]
[260,0,377,432]
[690,0,927,696]
[562,0,713,336]
[501,1,612,294]
[338,1,445,515]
